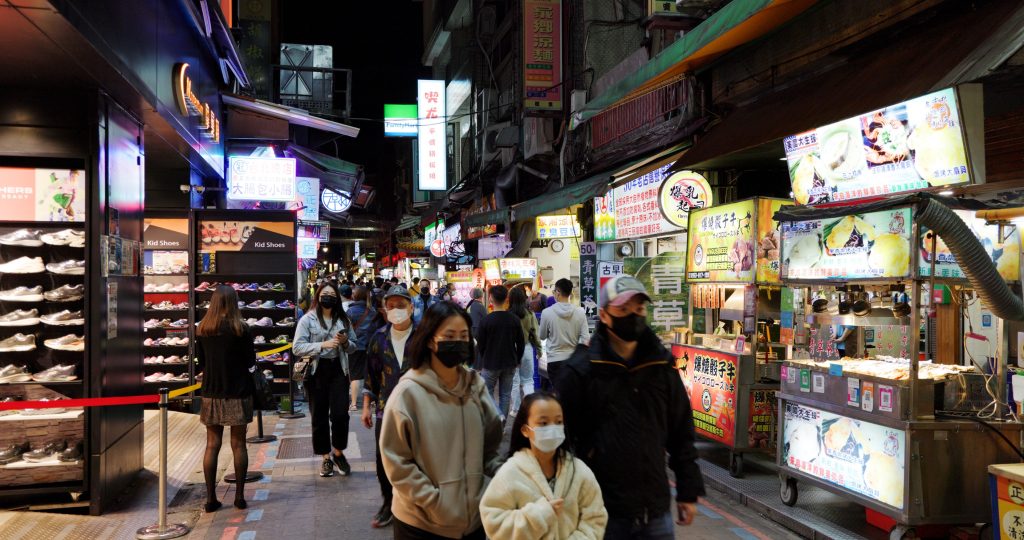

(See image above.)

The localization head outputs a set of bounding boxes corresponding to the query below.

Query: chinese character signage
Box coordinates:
[782,207,913,281]
[593,166,712,241]
[417,80,447,190]
[686,200,757,282]
[384,104,418,137]
[675,345,738,445]
[294,177,320,220]
[624,251,687,332]
[755,199,785,283]
[0,168,86,222]
[919,209,1020,281]
[993,474,1024,540]
[785,87,972,205]
[579,242,598,319]
[499,258,538,280]
[228,157,296,202]
[320,187,352,215]
[483,259,501,284]
[523,0,562,111]
[783,402,906,509]
[536,214,580,239]
[597,261,624,292]
[748,390,777,449]
[297,220,330,243]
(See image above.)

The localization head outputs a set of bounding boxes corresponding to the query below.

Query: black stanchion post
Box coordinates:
[246,409,277,444]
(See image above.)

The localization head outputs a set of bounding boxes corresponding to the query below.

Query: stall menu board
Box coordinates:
[749,390,777,450]
[0,168,86,222]
[624,252,687,332]
[499,258,537,280]
[785,88,971,206]
[675,345,738,446]
[686,200,757,282]
[782,207,913,281]
[536,214,581,239]
[919,209,1021,281]
[783,402,906,509]
[755,199,785,283]
[593,168,712,241]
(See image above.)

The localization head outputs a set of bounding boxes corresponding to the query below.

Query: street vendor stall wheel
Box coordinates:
[729,453,744,478]
[779,477,798,506]
[889,525,916,540]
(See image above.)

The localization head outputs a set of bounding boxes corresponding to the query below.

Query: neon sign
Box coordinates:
[173,63,221,143]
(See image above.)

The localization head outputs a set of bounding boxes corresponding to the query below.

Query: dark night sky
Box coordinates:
[280,2,428,197]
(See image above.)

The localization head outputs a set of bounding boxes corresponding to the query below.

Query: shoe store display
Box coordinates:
[243,283,259,291]
[257,282,275,291]
[255,317,274,327]
[0,396,22,417]
[144,373,164,383]
[253,335,266,344]
[270,335,289,344]
[194,281,218,292]
[0,442,30,465]
[23,440,67,462]
[0,229,43,246]
[171,282,190,292]
[58,441,83,462]
[45,259,85,275]
[245,300,262,309]
[0,285,44,302]
[21,398,66,416]
[0,334,36,352]
[0,365,31,383]
[44,284,84,302]
[275,317,296,327]
[169,319,189,328]
[44,334,85,352]
[0,309,40,327]
[40,229,84,247]
[259,300,276,309]
[197,301,211,309]
[32,364,77,382]
[271,283,287,291]
[40,310,84,326]
[0,256,45,274]
[275,300,296,309]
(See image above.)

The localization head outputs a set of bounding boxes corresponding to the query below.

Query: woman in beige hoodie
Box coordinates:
[480,392,607,540]
[380,301,503,540]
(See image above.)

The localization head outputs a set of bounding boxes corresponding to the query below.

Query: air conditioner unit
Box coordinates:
[523,117,554,159]
[482,121,515,164]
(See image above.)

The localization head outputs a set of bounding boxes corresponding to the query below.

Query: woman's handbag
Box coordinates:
[292,356,311,381]
[251,369,274,410]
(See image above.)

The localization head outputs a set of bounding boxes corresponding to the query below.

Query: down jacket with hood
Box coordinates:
[539,301,590,364]
[380,365,503,538]
[480,449,607,540]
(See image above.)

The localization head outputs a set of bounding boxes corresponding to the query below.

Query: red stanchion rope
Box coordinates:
[0,394,160,411]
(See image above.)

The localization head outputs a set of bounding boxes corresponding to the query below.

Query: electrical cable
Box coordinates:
[935,412,1024,461]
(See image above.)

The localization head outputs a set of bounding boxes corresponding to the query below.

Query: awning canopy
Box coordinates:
[223,94,360,138]
[463,207,510,229]
[571,0,816,128]
[511,172,611,221]
[666,0,1024,174]
[394,216,422,232]
[285,143,363,193]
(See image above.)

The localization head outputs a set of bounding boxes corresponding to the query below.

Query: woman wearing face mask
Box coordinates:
[293,282,357,478]
[380,301,503,540]
[479,392,607,540]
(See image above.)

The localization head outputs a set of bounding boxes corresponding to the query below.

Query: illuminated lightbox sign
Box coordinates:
[321,187,352,215]
[417,80,447,191]
[228,157,296,202]
[384,104,418,137]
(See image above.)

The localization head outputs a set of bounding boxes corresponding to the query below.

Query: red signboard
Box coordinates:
[748,389,777,449]
[675,345,738,446]
[523,0,562,111]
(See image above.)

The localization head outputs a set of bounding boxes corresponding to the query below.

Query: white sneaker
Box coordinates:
[144,373,164,383]
[0,257,44,274]
[40,229,84,247]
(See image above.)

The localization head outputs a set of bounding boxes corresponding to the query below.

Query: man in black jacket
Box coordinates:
[476,284,525,421]
[555,275,704,539]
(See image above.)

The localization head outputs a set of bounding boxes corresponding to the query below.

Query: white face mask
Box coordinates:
[387,308,411,325]
[529,424,565,453]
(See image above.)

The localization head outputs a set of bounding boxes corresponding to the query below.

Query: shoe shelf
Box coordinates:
[0,409,83,422]
[0,381,84,485]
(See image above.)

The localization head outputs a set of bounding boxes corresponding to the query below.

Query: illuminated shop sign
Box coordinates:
[173,63,221,143]
[227,156,296,201]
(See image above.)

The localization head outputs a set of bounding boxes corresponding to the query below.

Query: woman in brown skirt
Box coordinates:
[196,285,257,512]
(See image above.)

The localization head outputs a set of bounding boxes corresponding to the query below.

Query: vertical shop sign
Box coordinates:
[749,389,777,449]
[295,177,320,221]
[677,345,738,445]
[594,195,615,242]
[523,0,562,111]
[417,80,447,190]
[107,282,118,339]
[625,252,688,332]
[579,242,598,319]
[597,261,624,292]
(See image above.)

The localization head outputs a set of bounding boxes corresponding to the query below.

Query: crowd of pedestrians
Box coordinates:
[193,272,704,540]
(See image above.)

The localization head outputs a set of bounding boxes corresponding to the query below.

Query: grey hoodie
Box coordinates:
[381,366,503,538]
[539,301,590,364]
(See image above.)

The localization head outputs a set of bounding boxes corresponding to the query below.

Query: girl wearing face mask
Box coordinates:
[380,301,503,540]
[479,392,607,540]
[293,282,357,478]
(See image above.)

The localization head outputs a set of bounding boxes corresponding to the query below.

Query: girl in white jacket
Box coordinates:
[480,392,607,540]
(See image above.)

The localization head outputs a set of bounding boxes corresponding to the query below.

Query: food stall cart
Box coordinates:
[679,197,789,476]
[774,199,1023,539]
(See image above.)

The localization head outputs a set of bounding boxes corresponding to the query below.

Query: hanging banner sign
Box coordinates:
[782,207,913,281]
[783,402,906,509]
[579,242,597,319]
[536,214,581,239]
[523,0,562,111]
[686,200,756,282]
[297,220,330,243]
[499,258,537,280]
[785,87,972,205]
[417,80,447,190]
[594,166,712,242]
[228,156,296,202]
[675,345,738,445]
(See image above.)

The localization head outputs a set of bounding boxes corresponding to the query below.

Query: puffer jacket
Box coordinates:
[480,449,607,540]
[380,365,503,538]
[555,324,705,519]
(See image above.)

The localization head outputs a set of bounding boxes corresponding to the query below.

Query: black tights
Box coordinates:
[203,425,248,507]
